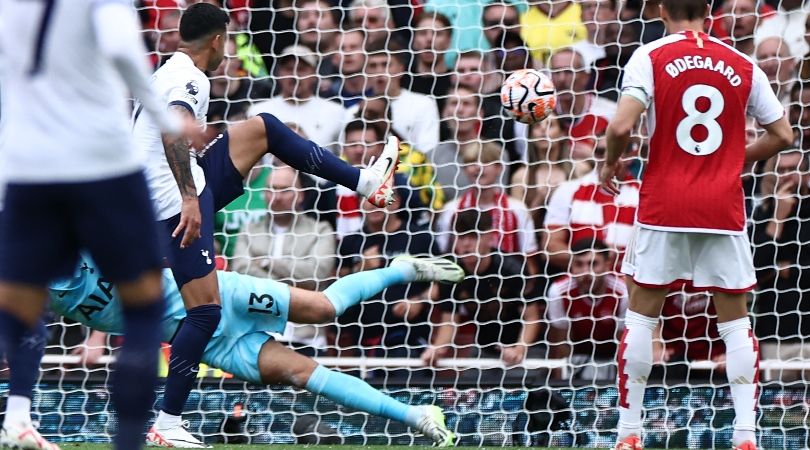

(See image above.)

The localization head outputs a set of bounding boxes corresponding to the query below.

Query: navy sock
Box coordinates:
[258,112,360,189]
[111,299,165,450]
[161,304,221,416]
[8,319,46,400]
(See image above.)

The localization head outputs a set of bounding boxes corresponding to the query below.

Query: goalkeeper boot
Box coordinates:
[0,421,61,450]
[391,255,465,284]
[415,405,457,447]
[146,421,211,449]
[732,441,758,450]
[365,135,400,208]
[614,435,643,450]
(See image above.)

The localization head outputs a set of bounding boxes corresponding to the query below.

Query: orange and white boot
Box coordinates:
[614,434,643,450]
[732,440,758,450]
[0,421,60,450]
[364,136,400,208]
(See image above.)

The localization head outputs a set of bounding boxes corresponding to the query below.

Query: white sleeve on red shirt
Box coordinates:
[545,282,568,329]
[544,179,578,228]
[510,198,539,254]
[620,46,654,108]
[747,64,785,126]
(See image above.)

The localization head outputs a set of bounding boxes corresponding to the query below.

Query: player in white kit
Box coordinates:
[0,1,186,450]
[600,1,794,449]
[134,4,399,446]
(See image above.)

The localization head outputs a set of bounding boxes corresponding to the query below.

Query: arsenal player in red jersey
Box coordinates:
[599,0,793,449]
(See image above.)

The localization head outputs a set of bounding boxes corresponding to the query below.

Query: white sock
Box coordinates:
[4,395,32,425]
[355,168,376,198]
[155,410,182,429]
[717,317,758,445]
[617,310,658,440]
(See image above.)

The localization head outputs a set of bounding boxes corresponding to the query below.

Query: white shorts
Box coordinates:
[620,227,756,293]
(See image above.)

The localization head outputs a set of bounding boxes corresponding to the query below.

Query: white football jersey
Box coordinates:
[133,52,210,221]
[0,0,141,183]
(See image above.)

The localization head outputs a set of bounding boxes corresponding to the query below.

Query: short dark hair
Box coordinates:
[364,38,409,69]
[571,238,609,257]
[344,119,384,142]
[661,0,708,21]
[417,11,452,30]
[179,3,230,42]
[453,209,492,234]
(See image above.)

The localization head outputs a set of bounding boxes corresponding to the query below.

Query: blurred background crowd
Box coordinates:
[46,0,810,383]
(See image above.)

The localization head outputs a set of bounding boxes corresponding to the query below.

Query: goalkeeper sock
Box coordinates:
[258,112,360,191]
[112,299,164,450]
[5,319,46,424]
[718,317,758,445]
[616,310,657,440]
[162,303,222,416]
[323,266,412,316]
[305,365,422,428]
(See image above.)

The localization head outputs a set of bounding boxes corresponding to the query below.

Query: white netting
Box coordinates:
[3,0,810,447]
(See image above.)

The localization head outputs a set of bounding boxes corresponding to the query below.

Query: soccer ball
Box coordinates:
[500,69,556,124]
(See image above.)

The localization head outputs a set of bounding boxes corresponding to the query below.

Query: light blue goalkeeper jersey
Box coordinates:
[49,257,290,344]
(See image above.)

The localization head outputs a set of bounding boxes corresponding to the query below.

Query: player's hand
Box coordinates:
[599,161,622,196]
[500,344,527,367]
[71,330,108,366]
[421,346,449,367]
[174,197,202,248]
[712,354,727,372]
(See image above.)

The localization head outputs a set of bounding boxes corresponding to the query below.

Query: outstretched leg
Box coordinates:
[257,340,456,447]
[226,114,398,205]
[286,256,465,323]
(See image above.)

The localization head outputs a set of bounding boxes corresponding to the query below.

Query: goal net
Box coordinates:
[2,0,809,448]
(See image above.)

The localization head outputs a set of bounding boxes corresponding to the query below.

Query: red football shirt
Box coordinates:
[621,31,784,234]
[661,293,724,361]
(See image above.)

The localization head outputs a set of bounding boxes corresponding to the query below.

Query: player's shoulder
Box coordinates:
[548,276,575,297]
[705,35,758,66]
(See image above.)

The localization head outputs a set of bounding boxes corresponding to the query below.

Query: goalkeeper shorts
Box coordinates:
[620,227,756,293]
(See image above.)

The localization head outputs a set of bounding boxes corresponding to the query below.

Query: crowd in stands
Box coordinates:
[81,0,810,382]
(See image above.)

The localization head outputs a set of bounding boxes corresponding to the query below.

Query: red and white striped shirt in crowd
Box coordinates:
[546,274,629,358]
[545,169,640,251]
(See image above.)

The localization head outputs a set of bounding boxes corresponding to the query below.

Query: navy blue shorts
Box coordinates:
[161,132,245,289]
[0,171,164,286]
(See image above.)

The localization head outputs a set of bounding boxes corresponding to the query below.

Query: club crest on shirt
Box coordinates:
[186,80,200,96]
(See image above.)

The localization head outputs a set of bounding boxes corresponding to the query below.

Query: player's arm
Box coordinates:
[746,65,794,162]
[603,96,646,194]
[164,106,202,248]
[91,1,181,137]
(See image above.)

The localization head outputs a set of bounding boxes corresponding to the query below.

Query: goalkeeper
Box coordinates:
[46,255,464,447]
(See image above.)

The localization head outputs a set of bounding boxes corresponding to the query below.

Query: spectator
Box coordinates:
[422,0,528,68]
[710,0,763,57]
[209,38,272,122]
[325,29,371,107]
[788,82,810,149]
[421,210,540,367]
[366,39,440,153]
[510,115,571,228]
[156,8,181,63]
[336,187,435,360]
[231,165,336,288]
[520,0,587,64]
[543,125,639,272]
[755,37,796,106]
[751,149,810,382]
[407,13,453,112]
[230,165,337,355]
[572,0,619,68]
[546,239,627,379]
[549,47,616,130]
[354,97,445,211]
[432,86,482,201]
[482,1,522,50]
[754,0,808,59]
[248,45,346,147]
[493,30,532,73]
[295,0,340,58]
[452,51,521,162]
[348,0,398,46]
[436,141,537,257]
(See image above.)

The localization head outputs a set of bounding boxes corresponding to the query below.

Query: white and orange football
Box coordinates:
[500,69,556,124]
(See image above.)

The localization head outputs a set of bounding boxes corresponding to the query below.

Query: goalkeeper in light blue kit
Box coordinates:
[48,255,464,447]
